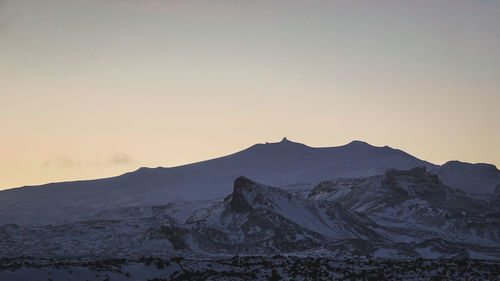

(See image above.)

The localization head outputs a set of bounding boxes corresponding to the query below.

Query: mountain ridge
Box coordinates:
[2,173,498,260]
[0,138,498,226]
[5,138,428,191]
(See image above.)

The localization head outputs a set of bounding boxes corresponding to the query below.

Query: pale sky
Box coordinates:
[1,0,499,190]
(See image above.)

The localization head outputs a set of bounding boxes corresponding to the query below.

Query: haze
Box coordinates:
[1,0,499,190]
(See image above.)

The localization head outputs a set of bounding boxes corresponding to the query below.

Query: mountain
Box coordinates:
[0,138,436,225]
[0,176,383,258]
[2,139,500,280]
[308,167,500,248]
[436,161,500,194]
[2,175,499,260]
[183,176,385,254]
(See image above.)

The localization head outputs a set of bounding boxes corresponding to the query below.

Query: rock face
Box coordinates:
[230,177,255,212]
[383,167,446,198]
[186,176,386,254]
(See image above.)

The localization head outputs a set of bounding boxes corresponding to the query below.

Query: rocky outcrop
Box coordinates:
[230,177,255,212]
[186,176,387,254]
[383,167,447,198]
[308,168,500,245]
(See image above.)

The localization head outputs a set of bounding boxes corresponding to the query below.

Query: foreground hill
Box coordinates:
[1,174,499,260]
[308,167,500,249]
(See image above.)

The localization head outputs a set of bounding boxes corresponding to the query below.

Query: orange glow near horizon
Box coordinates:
[1,0,499,190]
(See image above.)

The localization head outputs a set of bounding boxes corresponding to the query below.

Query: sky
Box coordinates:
[1,0,499,190]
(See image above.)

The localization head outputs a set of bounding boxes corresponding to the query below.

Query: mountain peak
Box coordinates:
[273,137,302,146]
[345,140,373,148]
[230,176,283,213]
[258,137,309,150]
[349,140,368,144]
[233,176,256,193]
[230,176,257,212]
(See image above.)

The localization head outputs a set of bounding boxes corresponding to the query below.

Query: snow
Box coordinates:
[0,138,436,226]
[0,138,499,267]
[373,248,401,259]
[415,246,441,259]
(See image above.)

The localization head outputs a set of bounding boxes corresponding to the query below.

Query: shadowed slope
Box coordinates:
[0,138,436,225]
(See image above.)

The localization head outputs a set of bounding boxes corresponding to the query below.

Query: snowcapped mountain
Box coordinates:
[308,167,500,248]
[2,174,499,260]
[436,161,500,194]
[1,138,500,267]
[183,176,385,254]
[0,138,437,225]
[0,177,385,258]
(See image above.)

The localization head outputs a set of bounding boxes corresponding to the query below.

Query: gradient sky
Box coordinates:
[1,0,499,190]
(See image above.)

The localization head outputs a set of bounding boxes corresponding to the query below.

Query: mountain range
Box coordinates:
[1,172,499,260]
[1,138,500,280]
[0,138,499,226]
